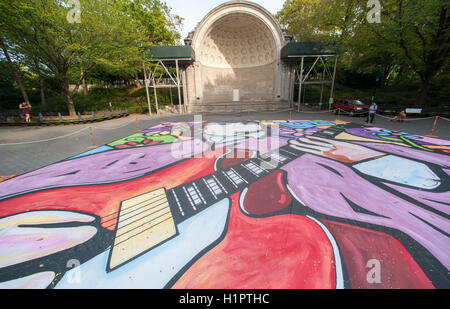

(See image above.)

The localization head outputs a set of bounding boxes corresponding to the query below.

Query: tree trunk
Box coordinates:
[417,76,433,109]
[135,73,141,88]
[66,92,76,117]
[39,77,46,105]
[81,69,88,96]
[61,79,76,116]
[34,58,46,105]
[417,66,440,109]
[1,44,30,104]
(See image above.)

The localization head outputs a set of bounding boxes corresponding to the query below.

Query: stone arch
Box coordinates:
[190,1,286,104]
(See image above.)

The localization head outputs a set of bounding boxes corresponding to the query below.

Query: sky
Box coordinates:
[164,0,286,41]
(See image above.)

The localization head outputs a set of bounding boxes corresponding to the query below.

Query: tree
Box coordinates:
[0,0,181,116]
[35,58,46,105]
[277,0,450,108]
[276,0,362,43]
[0,40,30,105]
[363,0,450,108]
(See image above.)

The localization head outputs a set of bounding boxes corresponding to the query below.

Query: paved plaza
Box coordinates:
[1,111,449,175]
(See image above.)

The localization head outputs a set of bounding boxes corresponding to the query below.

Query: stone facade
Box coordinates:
[183,1,292,113]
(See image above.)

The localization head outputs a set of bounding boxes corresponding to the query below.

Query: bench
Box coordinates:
[405,108,423,114]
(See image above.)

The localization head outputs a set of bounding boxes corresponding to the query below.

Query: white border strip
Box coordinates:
[307,215,345,289]
[0,127,90,146]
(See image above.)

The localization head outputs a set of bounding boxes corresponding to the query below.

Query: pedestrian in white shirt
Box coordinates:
[366,102,378,124]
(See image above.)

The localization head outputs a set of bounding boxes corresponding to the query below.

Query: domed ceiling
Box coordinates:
[198,13,276,69]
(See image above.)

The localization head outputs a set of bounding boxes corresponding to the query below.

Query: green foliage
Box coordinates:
[277,0,450,108]
[71,86,178,114]
[277,0,365,44]
[0,0,182,115]
[0,61,23,109]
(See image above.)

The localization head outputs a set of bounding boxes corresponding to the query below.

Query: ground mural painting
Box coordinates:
[0,120,449,289]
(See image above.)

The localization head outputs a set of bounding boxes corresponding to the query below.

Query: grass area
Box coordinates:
[0,85,180,117]
[71,86,178,115]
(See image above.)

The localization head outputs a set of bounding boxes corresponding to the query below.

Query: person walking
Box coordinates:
[19,101,32,123]
[366,101,378,124]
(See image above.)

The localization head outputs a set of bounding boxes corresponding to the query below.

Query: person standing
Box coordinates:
[19,101,32,123]
[366,101,378,124]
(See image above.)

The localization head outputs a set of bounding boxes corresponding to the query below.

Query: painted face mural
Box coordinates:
[0,120,448,289]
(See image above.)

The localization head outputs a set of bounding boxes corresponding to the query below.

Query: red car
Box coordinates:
[332,99,370,117]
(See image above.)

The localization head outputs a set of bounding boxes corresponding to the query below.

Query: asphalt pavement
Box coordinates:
[0,111,449,176]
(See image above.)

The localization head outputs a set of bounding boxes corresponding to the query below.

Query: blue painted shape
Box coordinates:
[55,198,231,289]
[354,155,441,189]
[67,145,114,160]
[277,121,337,129]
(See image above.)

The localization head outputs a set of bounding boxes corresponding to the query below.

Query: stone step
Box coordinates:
[189,101,291,114]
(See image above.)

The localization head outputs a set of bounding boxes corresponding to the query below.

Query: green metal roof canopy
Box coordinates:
[281,42,338,60]
[146,46,195,61]
[146,43,335,62]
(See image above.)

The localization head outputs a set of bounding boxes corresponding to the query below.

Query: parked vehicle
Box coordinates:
[332,99,370,117]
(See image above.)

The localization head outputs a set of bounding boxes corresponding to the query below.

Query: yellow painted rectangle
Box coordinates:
[119,189,167,216]
[108,189,177,271]
[117,200,169,227]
